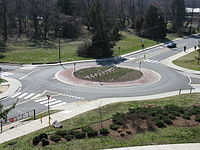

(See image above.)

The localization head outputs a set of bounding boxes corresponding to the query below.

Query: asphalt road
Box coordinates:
[1,35,200,118]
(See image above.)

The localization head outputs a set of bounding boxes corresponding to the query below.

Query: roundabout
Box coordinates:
[55,65,161,87]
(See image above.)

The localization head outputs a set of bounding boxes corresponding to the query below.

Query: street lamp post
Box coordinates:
[58,27,63,63]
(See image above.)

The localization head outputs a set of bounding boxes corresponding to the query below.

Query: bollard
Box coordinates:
[179,89,182,95]
[33,109,36,120]
[190,88,194,94]
[0,120,2,133]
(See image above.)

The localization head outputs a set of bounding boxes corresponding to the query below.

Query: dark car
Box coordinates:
[167,42,176,48]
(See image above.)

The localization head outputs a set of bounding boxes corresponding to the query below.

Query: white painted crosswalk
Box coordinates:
[35,97,67,108]
[10,92,84,108]
[143,59,160,64]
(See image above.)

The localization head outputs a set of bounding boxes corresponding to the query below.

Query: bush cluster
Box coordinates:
[50,135,61,143]
[100,128,109,136]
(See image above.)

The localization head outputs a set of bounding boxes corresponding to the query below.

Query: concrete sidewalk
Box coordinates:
[103,143,200,150]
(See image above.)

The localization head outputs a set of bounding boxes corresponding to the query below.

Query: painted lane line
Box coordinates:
[24,93,35,99]
[19,69,39,80]
[35,98,48,102]
[44,100,62,106]
[11,92,22,98]
[18,93,28,98]
[40,99,57,104]
[50,102,67,108]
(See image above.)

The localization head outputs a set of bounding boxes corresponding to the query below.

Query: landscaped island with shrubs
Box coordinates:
[1,94,200,150]
[32,103,200,147]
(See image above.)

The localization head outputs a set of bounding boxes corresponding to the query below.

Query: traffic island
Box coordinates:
[55,65,161,87]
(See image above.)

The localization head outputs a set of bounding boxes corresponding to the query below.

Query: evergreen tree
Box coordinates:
[57,0,74,15]
[135,16,144,35]
[89,0,113,58]
[171,0,186,32]
[144,5,167,40]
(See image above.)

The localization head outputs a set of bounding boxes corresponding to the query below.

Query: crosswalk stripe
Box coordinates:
[18,93,28,98]
[44,100,62,106]
[143,59,149,62]
[24,93,35,99]
[40,99,56,104]
[147,60,153,62]
[35,98,48,102]
[50,102,67,108]
[31,94,42,100]
[11,92,22,98]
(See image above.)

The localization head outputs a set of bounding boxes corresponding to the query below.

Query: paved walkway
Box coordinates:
[0,42,200,150]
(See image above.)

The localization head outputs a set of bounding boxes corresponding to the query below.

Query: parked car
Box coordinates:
[167,42,176,48]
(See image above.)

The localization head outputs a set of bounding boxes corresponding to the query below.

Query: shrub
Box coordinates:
[110,123,119,131]
[87,130,98,137]
[100,128,109,136]
[50,135,61,143]
[82,126,93,133]
[39,133,48,140]
[182,113,191,120]
[55,129,68,137]
[0,54,5,59]
[155,120,166,128]
[72,131,86,139]
[195,115,200,122]
[63,134,73,141]
[77,41,92,57]
[112,112,124,125]
[190,106,200,115]
[41,138,49,147]
[163,118,173,125]
[32,136,40,146]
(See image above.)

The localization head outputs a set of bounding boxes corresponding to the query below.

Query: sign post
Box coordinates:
[47,95,51,126]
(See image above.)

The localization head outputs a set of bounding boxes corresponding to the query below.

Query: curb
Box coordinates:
[0,77,22,100]
[161,47,200,75]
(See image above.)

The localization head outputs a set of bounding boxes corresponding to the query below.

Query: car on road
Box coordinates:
[167,42,176,48]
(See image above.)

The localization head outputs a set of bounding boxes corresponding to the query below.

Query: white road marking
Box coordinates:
[24,93,35,99]
[45,100,62,106]
[20,66,36,70]
[40,98,56,104]
[35,98,48,102]
[31,94,42,100]
[19,69,39,80]
[143,59,149,62]
[11,92,22,98]
[0,72,13,76]
[18,93,28,98]
[50,102,67,108]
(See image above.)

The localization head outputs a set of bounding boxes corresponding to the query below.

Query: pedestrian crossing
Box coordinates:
[143,59,160,64]
[35,97,67,108]
[10,92,84,108]
[0,72,13,76]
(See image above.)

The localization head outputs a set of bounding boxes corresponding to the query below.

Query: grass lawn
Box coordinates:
[0,32,179,64]
[0,40,89,64]
[173,50,200,71]
[1,93,200,150]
